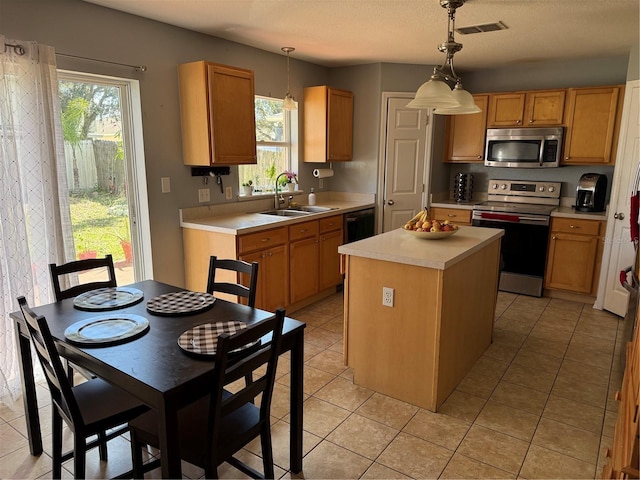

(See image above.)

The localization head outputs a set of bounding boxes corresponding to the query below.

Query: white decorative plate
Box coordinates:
[64,314,149,346]
[73,287,144,311]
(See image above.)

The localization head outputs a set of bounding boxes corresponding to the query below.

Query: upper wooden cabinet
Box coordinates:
[178,61,257,166]
[562,85,622,165]
[487,90,565,127]
[445,95,489,163]
[303,86,353,163]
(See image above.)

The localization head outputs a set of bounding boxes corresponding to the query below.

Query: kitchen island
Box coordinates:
[338,226,503,411]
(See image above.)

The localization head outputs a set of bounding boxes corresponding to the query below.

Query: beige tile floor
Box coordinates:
[0,290,627,479]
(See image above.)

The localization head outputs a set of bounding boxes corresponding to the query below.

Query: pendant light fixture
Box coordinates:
[281,47,297,111]
[407,0,480,115]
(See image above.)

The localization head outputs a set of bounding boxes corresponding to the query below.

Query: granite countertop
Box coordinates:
[338,226,504,271]
[180,194,375,235]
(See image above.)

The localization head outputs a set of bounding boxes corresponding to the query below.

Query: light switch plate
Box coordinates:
[161,177,170,193]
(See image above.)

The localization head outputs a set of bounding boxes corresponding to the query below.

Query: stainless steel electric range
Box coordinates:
[472,179,561,297]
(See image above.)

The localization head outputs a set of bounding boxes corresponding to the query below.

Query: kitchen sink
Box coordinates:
[297,206,337,213]
[258,209,313,217]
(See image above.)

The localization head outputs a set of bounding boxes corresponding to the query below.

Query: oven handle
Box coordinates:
[472,212,550,226]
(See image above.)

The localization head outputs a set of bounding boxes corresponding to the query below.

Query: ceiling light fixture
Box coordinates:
[407,0,480,115]
[281,47,297,111]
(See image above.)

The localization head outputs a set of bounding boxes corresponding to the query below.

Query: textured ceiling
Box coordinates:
[82,0,640,70]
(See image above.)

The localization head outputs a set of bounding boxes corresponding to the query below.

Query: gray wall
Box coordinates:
[1,0,637,286]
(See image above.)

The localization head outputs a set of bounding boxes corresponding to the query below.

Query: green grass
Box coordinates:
[69,191,130,261]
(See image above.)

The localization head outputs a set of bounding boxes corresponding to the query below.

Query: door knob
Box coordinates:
[614,212,625,220]
[387,200,395,205]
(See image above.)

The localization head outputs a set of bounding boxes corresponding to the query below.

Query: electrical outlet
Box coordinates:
[198,188,210,203]
[225,186,233,200]
[382,287,394,307]
[319,179,324,189]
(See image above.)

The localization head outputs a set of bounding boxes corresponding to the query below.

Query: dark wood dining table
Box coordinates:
[11,280,305,478]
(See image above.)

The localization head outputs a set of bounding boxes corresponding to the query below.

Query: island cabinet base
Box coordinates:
[343,238,500,411]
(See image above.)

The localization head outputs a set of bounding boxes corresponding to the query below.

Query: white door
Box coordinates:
[597,80,640,316]
[380,95,432,232]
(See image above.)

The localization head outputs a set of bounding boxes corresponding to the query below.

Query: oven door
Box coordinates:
[472,212,550,297]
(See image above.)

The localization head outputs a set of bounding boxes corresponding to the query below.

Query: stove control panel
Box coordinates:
[488,180,561,200]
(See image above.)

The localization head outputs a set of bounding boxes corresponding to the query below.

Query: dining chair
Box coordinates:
[207,256,259,307]
[49,254,117,386]
[130,308,286,479]
[17,296,149,479]
[49,254,117,301]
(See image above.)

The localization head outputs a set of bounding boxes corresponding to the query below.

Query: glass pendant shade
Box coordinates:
[433,86,481,115]
[406,76,458,109]
[283,93,297,111]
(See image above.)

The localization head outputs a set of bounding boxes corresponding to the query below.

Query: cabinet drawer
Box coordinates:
[289,220,319,241]
[431,207,472,225]
[319,214,343,234]
[551,217,602,236]
[238,227,288,254]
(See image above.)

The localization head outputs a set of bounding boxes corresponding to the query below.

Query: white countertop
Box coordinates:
[338,226,504,270]
[180,197,375,235]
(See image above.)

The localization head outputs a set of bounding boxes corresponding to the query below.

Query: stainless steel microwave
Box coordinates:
[484,127,563,168]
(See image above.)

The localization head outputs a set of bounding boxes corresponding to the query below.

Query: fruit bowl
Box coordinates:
[403,228,458,240]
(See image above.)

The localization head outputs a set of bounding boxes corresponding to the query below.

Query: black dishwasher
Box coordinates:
[344,208,375,243]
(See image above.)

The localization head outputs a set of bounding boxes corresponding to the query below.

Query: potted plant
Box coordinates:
[240,180,253,196]
[279,172,298,192]
[110,228,133,265]
[75,235,97,260]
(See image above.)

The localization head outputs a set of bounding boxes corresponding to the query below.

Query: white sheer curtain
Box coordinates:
[0,36,74,401]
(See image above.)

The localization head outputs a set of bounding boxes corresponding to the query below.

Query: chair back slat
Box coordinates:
[49,255,117,301]
[207,256,259,307]
[17,297,84,425]
[206,309,285,461]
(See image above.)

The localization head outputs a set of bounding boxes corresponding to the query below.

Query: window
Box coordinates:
[238,96,296,194]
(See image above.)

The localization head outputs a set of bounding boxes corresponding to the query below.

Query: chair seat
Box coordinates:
[73,378,149,433]
[130,390,261,468]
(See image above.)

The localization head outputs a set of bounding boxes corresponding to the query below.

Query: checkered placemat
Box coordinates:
[73,287,144,311]
[178,321,256,357]
[146,291,216,316]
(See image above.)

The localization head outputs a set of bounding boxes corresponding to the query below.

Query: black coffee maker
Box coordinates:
[575,173,607,212]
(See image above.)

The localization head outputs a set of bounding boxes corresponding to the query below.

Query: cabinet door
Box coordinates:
[327,88,353,161]
[290,237,319,304]
[241,245,288,312]
[179,61,257,166]
[445,95,489,162]
[207,63,257,165]
[562,86,621,165]
[487,93,526,126]
[319,229,344,290]
[526,90,565,126]
[545,233,599,294]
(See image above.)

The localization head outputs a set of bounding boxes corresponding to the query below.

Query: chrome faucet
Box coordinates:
[274,172,288,209]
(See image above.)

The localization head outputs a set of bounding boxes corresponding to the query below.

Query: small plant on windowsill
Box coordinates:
[240,180,253,196]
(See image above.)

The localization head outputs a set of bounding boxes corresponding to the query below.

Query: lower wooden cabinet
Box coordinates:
[289,220,320,304]
[601,300,639,479]
[430,207,472,226]
[319,215,344,290]
[544,217,605,295]
[240,244,288,312]
[183,214,345,313]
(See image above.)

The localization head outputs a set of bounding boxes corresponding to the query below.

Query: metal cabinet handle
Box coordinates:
[261,237,270,242]
[552,235,556,240]
[569,225,579,229]
[477,155,482,159]
[447,214,456,217]
[516,120,521,125]
[614,212,625,220]
[300,229,307,233]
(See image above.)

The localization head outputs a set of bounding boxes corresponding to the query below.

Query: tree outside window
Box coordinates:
[239,96,290,193]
